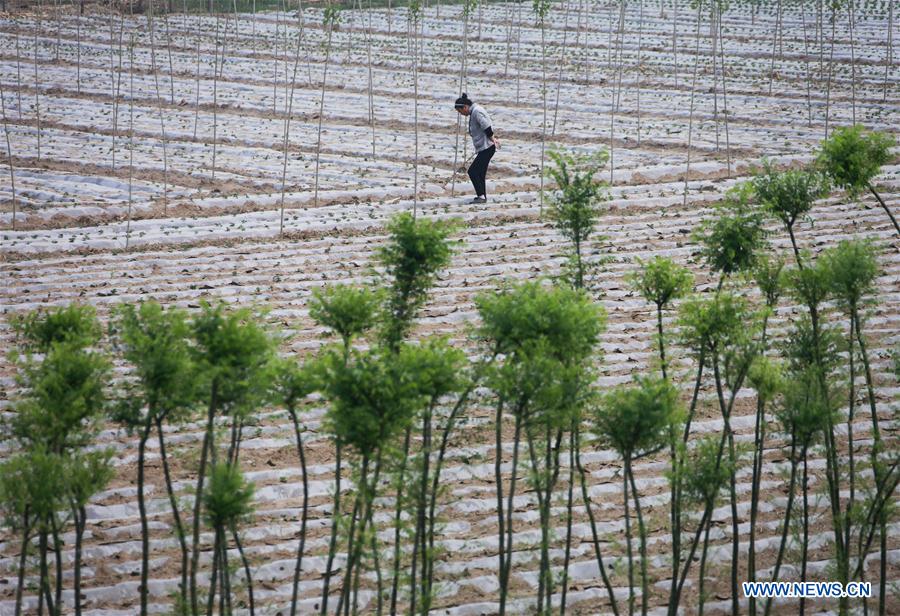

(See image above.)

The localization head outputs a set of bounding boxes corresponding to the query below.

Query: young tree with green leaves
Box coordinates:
[679,435,735,616]
[822,239,889,613]
[322,346,424,615]
[476,280,606,616]
[693,182,769,284]
[377,212,459,351]
[312,284,380,616]
[203,462,257,616]
[593,377,681,616]
[7,304,112,616]
[111,301,197,614]
[544,147,610,290]
[272,358,317,616]
[677,291,759,614]
[782,256,852,612]
[403,339,467,614]
[0,449,68,616]
[627,255,692,609]
[746,254,786,616]
[188,302,275,615]
[752,162,830,267]
[817,125,898,236]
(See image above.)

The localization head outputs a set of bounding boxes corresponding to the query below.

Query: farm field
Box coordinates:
[0,0,899,614]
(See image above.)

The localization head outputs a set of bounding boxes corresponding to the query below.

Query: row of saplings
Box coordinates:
[1,125,899,616]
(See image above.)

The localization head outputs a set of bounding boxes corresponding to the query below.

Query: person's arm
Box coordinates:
[477,109,500,149]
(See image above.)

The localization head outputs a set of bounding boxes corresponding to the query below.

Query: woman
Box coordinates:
[454,93,499,203]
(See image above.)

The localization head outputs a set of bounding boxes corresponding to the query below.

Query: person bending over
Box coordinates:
[454,93,499,203]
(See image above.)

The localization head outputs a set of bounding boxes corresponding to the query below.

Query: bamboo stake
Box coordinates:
[0,79,18,231]
[279,0,307,237]
[125,34,135,250]
[148,0,171,216]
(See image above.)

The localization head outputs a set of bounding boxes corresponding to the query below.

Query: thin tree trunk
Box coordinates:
[636,0,644,146]
[190,381,219,616]
[697,515,712,615]
[232,525,255,616]
[628,468,648,616]
[623,458,635,616]
[205,530,220,616]
[14,514,30,616]
[559,429,576,616]
[865,181,900,236]
[156,417,189,601]
[800,0,813,127]
[763,440,798,616]
[319,443,342,615]
[576,425,619,615]
[494,399,507,614]
[288,407,309,616]
[498,413,522,616]
[73,504,86,616]
[39,530,54,616]
[800,449,810,616]
[824,5,836,138]
[388,427,412,614]
[138,426,152,616]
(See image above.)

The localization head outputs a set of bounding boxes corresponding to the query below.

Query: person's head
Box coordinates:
[454,93,473,116]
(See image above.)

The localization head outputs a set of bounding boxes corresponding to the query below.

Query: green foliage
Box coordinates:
[752,161,830,228]
[475,280,606,361]
[112,301,197,424]
[462,0,478,16]
[820,239,879,310]
[694,183,768,276]
[817,125,895,197]
[532,0,551,20]
[323,4,342,27]
[678,291,752,357]
[192,302,276,417]
[682,436,733,508]
[785,255,832,312]
[203,463,255,528]
[628,256,694,309]
[592,377,682,459]
[377,212,459,349]
[67,449,116,509]
[781,314,843,378]
[11,303,101,353]
[544,148,610,289]
[747,356,784,406]
[0,448,68,532]
[320,348,423,456]
[752,253,786,308]
[271,357,316,410]
[11,336,110,452]
[398,337,468,401]
[777,367,838,447]
[309,284,380,348]
[478,281,605,431]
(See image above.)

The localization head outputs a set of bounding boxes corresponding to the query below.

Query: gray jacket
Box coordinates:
[468,103,494,153]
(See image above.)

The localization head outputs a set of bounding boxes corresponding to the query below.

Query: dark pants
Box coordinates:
[468,145,496,197]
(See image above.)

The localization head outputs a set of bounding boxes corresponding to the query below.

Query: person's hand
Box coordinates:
[492,137,500,150]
